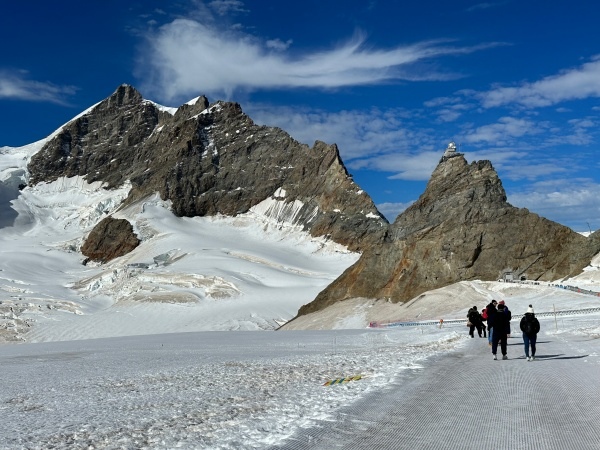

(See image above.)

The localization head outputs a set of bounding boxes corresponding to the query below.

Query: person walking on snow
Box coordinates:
[485,300,498,346]
[491,302,510,360]
[467,306,484,338]
[498,300,512,337]
[480,307,487,338]
[520,305,540,361]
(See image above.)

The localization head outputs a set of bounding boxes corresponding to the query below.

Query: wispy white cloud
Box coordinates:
[461,147,578,185]
[508,178,600,231]
[423,96,460,108]
[466,1,511,12]
[376,201,414,222]
[366,151,442,181]
[0,70,77,105]
[543,117,599,146]
[424,92,477,123]
[462,147,526,167]
[265,39,293,51]
[500,162,572,181]
[208,0,248,16]
[459,121,597,182]
[139,17,497,102]
[461,116,542,145]
[433,103,473,122]
[435,109,463,122]
[480,56,600,108]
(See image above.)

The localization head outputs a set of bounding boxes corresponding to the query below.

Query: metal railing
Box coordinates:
[369,307,600,329]
[369,282,600,328]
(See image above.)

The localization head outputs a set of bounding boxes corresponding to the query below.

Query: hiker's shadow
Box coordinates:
[507,340,552,346]
[534,354,589,360]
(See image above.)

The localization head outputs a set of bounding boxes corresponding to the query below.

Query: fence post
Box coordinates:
[554,304,558,331]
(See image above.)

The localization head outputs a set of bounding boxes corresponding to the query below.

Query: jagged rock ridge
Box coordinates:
[298,150,600,316]
[28,85,387,254]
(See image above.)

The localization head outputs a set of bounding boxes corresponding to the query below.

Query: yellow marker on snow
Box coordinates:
[323,375,363,386]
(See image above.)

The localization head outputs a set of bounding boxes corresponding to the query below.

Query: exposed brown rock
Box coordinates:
[297,151,600,316]
[81,217,140,263]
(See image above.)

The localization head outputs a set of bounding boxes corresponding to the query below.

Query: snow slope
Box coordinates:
[1,297,599,449]
[0,142,359,343]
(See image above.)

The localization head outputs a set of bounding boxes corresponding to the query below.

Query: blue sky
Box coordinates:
[1,1,599,232]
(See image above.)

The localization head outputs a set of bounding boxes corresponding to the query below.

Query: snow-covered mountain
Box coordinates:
[0,85,389,343]
[1,137,363,342]
[27,85,387,253]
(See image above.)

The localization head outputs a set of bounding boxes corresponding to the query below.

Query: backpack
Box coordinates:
[524,318,535,335]
[482,308,488,320]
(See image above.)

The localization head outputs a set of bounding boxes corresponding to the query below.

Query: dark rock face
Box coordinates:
[299,152,600,316]
[28,85,387,252]
[81,217,140,263]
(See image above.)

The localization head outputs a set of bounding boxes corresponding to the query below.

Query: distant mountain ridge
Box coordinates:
[27,85,387,258]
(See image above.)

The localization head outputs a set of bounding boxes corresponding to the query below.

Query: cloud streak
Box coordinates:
[480,56,600,108]
[462,116,542,145]
[208,0,248,16]
[0,71,77,105]
[139,18,495,102]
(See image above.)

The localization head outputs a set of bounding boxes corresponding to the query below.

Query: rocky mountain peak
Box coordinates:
[297,144,600,317]
[109,84,144,107]
[391,153,507,240]
[27,85,387,259]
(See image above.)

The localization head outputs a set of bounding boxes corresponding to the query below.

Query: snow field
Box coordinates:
[0,161,360,342]
[2,327,463,449]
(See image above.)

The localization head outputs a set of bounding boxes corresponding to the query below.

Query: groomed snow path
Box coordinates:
[271,332,600,450]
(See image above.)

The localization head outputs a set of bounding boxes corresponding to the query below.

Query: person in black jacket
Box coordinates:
[520,305,541,361]
[491,302,510,360]
[498,300,512,336]
[485,300,498,346]
[467,306,484,338]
